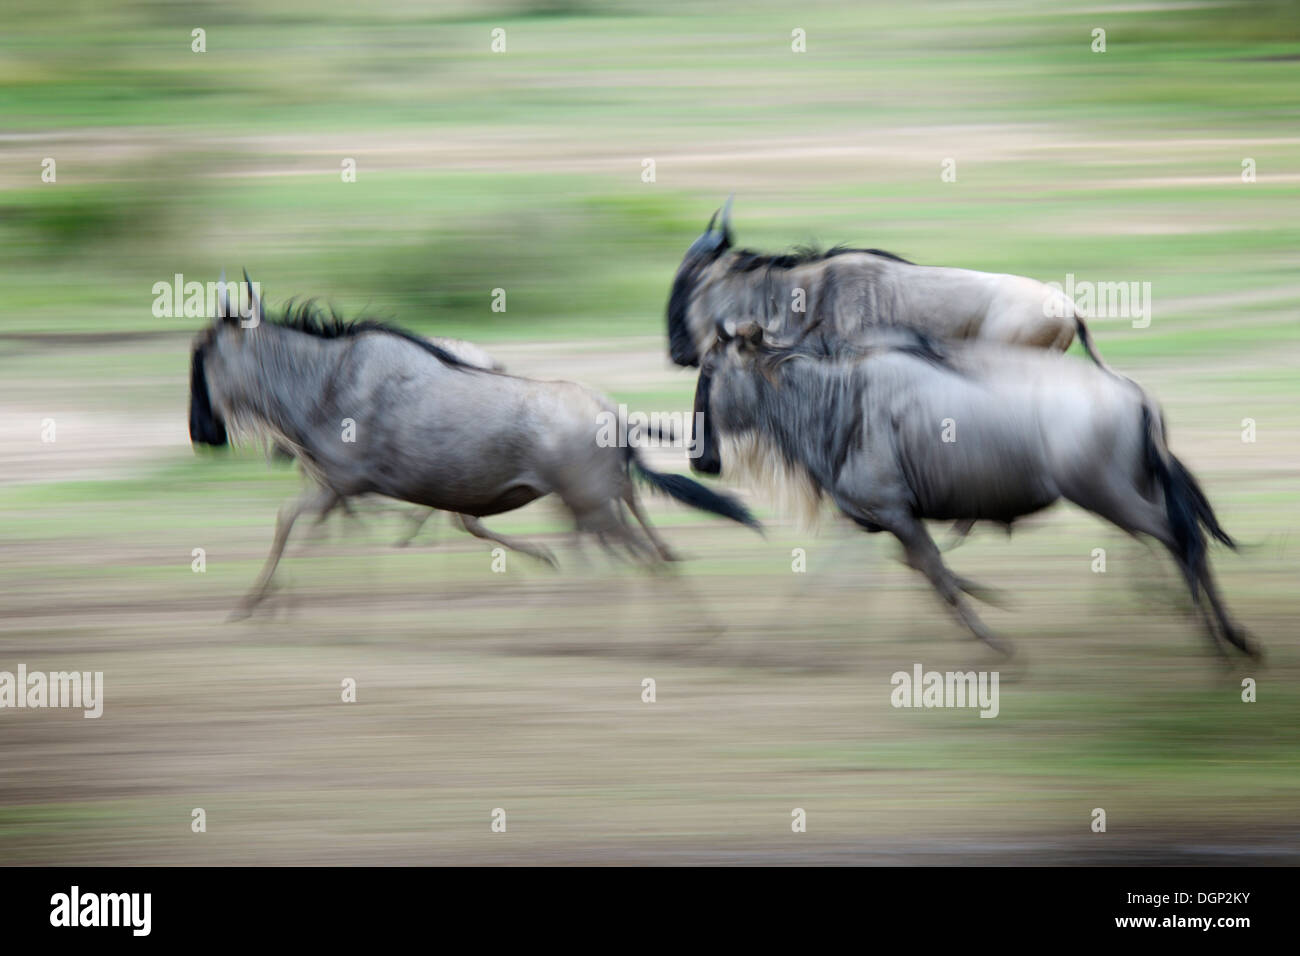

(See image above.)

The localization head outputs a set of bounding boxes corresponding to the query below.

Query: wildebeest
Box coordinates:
[667,197,1109,370]
[189,276,759,615]
[690,322,1256,659]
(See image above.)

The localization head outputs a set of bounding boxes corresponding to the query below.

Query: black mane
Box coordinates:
[764,322,956,374]
[726,244,913,274]
[267,300,475,370]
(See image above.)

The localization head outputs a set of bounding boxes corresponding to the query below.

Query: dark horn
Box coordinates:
[216,268,230,318]
[242,268,261,322]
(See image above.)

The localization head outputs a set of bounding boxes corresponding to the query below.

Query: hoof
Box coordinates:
[226,604,253,623]
[529,548,559,569]
[980,637,1015,659]
[228,589,269,622]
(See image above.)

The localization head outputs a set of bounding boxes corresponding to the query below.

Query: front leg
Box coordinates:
[455,515,558,568]
[396,508,437,547]
[232,487,339,619]
[862,506,1013,657]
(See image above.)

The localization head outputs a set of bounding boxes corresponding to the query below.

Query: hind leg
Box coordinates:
[606,502,662,567]
[1064,478,1245,657]
[1182,549,1258,659]
[456,515,558,568]
[564,487,659,568]
[622,484,680,562]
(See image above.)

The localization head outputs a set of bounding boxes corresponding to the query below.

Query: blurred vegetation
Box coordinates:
[0,0,1296,342]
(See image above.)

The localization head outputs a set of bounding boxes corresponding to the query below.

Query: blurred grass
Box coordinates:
[0,0,1297,342]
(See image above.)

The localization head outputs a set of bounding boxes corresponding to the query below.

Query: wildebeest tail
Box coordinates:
[1142,404,1234,592]
[628,451,760,531]
[1071,305,1114,373]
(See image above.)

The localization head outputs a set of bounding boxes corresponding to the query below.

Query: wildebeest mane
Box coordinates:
[726,243,913,274]
[719,323,965,520]
[766,321,954,374]
[268,299,478,371]
[721,353,869,525]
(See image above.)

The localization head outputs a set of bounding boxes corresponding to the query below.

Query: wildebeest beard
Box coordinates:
[706,355,873,529]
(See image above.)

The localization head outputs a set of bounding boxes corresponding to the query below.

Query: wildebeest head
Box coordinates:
[189,335,227,448]
[188,270,262,448]
[693,321,829,527]
[690,319,768,475]
[668,197,735,367]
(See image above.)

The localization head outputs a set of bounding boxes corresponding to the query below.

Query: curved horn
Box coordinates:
[242,268,262,323]
[705,208,719,233]
[719,194,734,235]
[216,269,231,318]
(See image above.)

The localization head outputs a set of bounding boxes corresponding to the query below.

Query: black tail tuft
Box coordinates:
[1143,406,1233,595]
[1073,313,1111,370]
[630,455,761,532]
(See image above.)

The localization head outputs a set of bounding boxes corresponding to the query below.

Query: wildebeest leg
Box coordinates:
[950,573,1012,609]
[1064,479,1254,657]
[1189,558,1258,658]
[613,506,663,566]
[943,518,977,551]
[396,508,437,547]
[622,485,681,562]
[455,514,558,568]
[594,505,659,567]
[881,514,1012,656]
[233,487,338,619]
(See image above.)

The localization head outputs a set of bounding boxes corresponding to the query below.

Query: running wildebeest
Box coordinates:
[690,322,1257,659]
[188,275,759,615]
[667,197,1109,370]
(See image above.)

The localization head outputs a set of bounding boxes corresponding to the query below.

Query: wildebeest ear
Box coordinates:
[736,321,764,348]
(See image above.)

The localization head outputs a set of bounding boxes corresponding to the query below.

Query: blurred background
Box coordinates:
[1,0,1297,863]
